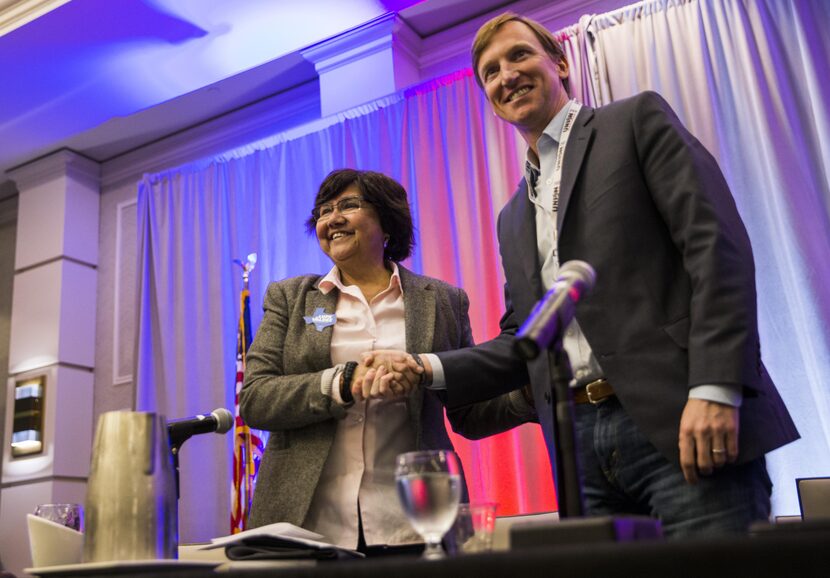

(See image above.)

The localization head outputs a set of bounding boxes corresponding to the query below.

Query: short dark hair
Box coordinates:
[306,169,415,262]
[471,12,569,94]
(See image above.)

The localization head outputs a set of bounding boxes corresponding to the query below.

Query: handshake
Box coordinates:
[346,350,431,403]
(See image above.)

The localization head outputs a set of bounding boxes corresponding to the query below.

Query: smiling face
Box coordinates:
[476,20,570,146]
[315,184,386,270]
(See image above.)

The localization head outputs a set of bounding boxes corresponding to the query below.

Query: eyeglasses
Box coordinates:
[313,196,365,222]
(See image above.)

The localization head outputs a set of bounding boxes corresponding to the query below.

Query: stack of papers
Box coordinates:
[201,523,364,561]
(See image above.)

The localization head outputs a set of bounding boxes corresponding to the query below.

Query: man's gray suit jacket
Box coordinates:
[437,91,798,473]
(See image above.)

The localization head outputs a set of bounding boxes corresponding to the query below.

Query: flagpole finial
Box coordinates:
[233,253,258,288]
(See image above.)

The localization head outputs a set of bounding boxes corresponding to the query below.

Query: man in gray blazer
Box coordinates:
[402,13,797,537]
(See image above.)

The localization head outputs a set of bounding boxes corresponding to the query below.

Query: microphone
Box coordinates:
[514,260,596,360]
[167,408,233,447]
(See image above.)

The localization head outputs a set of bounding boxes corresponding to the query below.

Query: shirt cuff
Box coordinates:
[688,384,743,407]
[321,364,347,404]
[422,353,446,390]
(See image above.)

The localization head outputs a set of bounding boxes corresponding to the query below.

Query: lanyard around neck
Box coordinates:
[552,100,582,215]
[549,100,582,266]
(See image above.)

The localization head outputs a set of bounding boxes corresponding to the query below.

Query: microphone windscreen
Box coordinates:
[211,408,234,434]
[559,260,596,290]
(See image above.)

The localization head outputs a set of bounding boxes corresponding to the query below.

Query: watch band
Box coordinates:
[340,361,358,404]
[411,353,426,386]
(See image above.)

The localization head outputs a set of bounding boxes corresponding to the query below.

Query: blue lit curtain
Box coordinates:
[135,0,830,541]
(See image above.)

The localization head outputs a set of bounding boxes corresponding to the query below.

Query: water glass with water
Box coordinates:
[395,449,462,560]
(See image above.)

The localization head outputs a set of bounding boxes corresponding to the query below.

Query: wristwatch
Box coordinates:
[411,353,427,386]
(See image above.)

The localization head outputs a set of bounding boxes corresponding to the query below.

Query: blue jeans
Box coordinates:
[573,397,772,538]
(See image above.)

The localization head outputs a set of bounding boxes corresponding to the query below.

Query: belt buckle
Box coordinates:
[584,379,606,405]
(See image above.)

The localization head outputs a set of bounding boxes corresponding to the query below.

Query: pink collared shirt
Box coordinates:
[304,263,421,549]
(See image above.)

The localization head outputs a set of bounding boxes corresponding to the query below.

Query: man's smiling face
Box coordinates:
[477,21,570,144]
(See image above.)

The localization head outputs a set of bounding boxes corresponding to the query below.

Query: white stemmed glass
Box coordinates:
[395,450,462,560]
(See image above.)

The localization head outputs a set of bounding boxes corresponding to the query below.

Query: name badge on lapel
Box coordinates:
[304,307,336,332]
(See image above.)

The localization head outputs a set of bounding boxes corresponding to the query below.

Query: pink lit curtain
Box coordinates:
[136,0,830,543]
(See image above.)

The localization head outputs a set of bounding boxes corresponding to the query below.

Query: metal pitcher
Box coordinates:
[83,411,177,562]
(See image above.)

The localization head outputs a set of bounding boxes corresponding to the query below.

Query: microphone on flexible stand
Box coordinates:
[515,260,596,360]
[514,260,596,518]
[167,408,233,501]
[167,408,233,448]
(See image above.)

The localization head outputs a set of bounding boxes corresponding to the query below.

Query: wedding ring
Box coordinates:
[711,448,726,454]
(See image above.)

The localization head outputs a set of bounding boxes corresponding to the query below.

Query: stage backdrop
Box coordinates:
[135,0,830,542]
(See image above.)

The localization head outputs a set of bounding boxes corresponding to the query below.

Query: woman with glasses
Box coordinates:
[240,168,536,553]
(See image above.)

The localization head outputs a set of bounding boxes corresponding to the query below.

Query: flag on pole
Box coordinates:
[231,255,267,534]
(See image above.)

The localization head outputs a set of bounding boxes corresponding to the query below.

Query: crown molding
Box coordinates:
[7,149,100,191]
[0,0,69,37]
[100,81,321,190]
[302,13,422,75]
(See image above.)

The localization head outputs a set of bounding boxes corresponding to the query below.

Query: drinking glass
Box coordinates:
[453,502,497,554]
[34,503,84,532]
[395,450,462,560]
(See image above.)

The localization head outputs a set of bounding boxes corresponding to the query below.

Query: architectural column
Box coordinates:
[1,150,99,572]
[302,13,422,117]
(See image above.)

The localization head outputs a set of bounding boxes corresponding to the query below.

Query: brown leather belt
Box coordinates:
[572,378,615,405]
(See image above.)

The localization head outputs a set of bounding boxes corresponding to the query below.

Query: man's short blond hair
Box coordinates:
[471,12,569,92]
